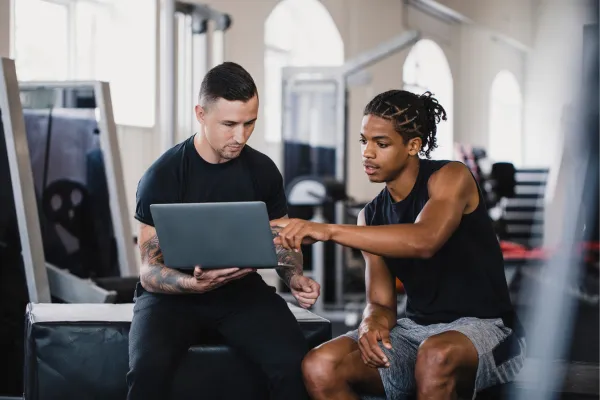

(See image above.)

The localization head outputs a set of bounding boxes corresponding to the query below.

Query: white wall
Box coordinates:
[117,125,157,229]
[436,0,534,48]
[456,25,526,150]
[523,0,597,167]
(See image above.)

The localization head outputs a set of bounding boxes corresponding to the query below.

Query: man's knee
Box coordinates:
[301,346,346,394]
[302,348,334,384]
[415,337,458,394]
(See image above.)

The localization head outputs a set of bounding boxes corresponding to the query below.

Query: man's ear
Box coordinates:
[195,105,205,124]
[407,137,422,156]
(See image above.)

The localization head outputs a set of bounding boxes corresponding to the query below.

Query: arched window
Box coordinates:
[402,39,454,160]
[489,70,523,165]
[264,0,343,142]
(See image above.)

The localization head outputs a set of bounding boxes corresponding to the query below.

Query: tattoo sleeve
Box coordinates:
[272,226,304,287]
[139,234,196,294]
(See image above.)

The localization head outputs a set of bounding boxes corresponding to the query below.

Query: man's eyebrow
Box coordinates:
[221,118,257,124]
[361,134,392,140]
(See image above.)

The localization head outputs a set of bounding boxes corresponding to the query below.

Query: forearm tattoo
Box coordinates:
[272,226,304,287]
[139,234,195,293]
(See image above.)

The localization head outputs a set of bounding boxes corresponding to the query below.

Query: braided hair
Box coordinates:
[363,90,447,159]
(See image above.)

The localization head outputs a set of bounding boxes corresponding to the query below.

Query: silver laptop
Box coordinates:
[150,201,285,269]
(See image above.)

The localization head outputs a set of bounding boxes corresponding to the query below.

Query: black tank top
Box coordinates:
[364,159,522,335]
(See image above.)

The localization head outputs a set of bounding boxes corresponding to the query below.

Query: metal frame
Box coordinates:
[0,57,123,303]
[280,30,421,320]
[161,0,177,151]
[18,80,138,278]
[0,58,51,303]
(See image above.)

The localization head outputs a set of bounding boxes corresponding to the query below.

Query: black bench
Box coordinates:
[24,302,331,400]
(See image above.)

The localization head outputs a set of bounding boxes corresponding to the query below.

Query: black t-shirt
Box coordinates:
[364,158,523,336]
[135,135,288,227]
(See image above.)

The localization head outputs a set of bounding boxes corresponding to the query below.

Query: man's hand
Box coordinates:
[358,318,393,369]
[193,267,256,293]
[289,275,320,308]
[270,218,333,251]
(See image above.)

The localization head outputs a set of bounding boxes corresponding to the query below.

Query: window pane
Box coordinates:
[489,71,523,165]
[107,0,157,127]
[14,0,69,81]
[74,1,113,82]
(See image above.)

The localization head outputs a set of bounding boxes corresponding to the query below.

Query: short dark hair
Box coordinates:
[198,62,257,107]
[363,90,447,159]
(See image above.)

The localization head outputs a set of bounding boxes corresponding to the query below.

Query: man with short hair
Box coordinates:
[126,62,320,400]
[271,90,526,400]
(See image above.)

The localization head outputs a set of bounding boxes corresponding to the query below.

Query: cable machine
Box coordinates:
[0,57,135,304]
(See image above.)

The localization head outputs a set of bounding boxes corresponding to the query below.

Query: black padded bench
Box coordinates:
[24,302,331,400]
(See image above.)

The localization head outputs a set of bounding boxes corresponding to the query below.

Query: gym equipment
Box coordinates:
[0,57,136,305]
[456,145,550,291]
[161,1,231,151]
[456,145,547,249]
[23,302,331,400]
[284,176,347,317]
[281,30,421,318]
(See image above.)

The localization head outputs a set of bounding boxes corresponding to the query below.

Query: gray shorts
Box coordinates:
[344,317,526,400]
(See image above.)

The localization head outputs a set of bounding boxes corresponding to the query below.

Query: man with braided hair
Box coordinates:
[271,90,526,399]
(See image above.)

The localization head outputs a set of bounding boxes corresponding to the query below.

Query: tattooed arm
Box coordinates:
[138,223,198,294]
[272,216,304,287]
[138,223,256,294]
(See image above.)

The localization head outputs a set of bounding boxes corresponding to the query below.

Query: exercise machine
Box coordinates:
[0,56,136,396]
[0,57,136,304]
[280,30,421,321]
[161,0,232,152]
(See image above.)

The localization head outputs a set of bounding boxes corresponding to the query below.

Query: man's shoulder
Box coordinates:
[243,145,276,165]
[242,145,280,174]
[426,160,473,188]
[138,138,189,192]
[425,159,469,178]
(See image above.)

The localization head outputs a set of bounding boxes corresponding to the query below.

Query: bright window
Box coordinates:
[402,39,454,160]
[13,0,156,127]
[489,70,523,165]
[264,0,344,142]
[14,0,70,81]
